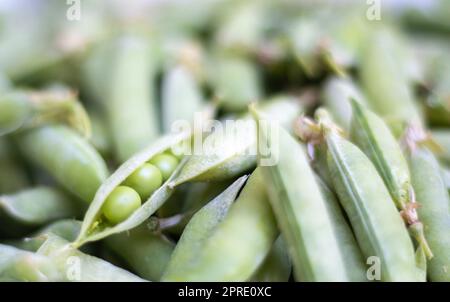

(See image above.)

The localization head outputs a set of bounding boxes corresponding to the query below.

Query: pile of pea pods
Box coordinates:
[0,0,449,282]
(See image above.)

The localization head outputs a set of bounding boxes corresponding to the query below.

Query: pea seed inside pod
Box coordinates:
[123,163,163,200]
[102,186,142,225]
[149,153,179,181]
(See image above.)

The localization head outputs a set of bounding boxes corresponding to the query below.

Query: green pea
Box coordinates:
[150,153,179,181]
[102,186,142,225]
[124,163,163,200]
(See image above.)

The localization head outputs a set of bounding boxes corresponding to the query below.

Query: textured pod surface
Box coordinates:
[409,148,450,281]
[326,133,419,281]
[105,226,175,281]
[257,118,351,281]
[162,176,248,281]
[16,125,108,203]
[37,235,145,282]
[0,187,79,237]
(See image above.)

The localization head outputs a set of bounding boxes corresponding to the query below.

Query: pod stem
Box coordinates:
[408,222,433,260]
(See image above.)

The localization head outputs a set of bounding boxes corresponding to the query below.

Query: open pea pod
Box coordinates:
[162,175,248,281]
[0,186,80,238]
[0,244,61,282]
[349,100,432,258]
[253,109,360,282]
[0,88,90,137]
[168,97,301,187]
[73,131,192,247]
[37,234,144,282]
[249,236,291,282]
[104,225,175,281]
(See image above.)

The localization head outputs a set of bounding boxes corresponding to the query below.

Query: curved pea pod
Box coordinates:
[432,130,450,165]
[0,137,29,194]
[322,77,368,131]
[104,34,160,162]
[249,236,291,282]
[161,65,203,133]
[36,234,145,282]
[325,132,420,281]
[0,89,90,137]
[0,186,80,238]
[72,131,192,247]
[168,97,300,187]
[254,113,358,281]
[359,28,423,135]
[409,147,450,282]
[171,169,277,281]
[349,100,432,258]
[209,54,262,112]
[162,175,247,281]
[105,225,175,281]
[15,125,108,203]
[0,244,61,282]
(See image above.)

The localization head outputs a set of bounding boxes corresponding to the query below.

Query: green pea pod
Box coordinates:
[73,131,192,247]
[36,234,145,282]
[0,137,29,194]
[322,77,368,131]
[349,100,432,258]
[359,28,423,135]
[0,244,61,281]
[0,89,90,137]
[325,132,419,281]
[104,34,160,162]
[169,97,300,187]
[0,186,80,237]
[214,0,266,54]
[169,169,276,281]
[105,225,175,281]
[162,175,248,281]
[254,111,355,282]
[89,111,113,158]
[161,65,204,133]
[409,147,450,282]
[209,54,262,112]
[15,125,108,203]
[432,130,450,165]
[250,236,291,282]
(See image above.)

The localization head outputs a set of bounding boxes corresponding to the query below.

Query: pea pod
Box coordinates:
[36,234,145,282]
[73,131,192,247]
[325,131,419,281]
[0,89,90,137]
[169,97,300,187]
[322,77,368,131]
[254,110,357,282]
[349,100,432,258]
[161,65,204,133]
[15,125,108,203]
[432,130,450,165]
[105,225,175,281]
[359,28,423,135]
[250,236,291,282]
[0,186,80,237]
[0,244,61,281]
[162,175,248,281]
[209,54,262,112]
[102,34,160,162]
[0,137,29,194]
[408,146,450,282]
